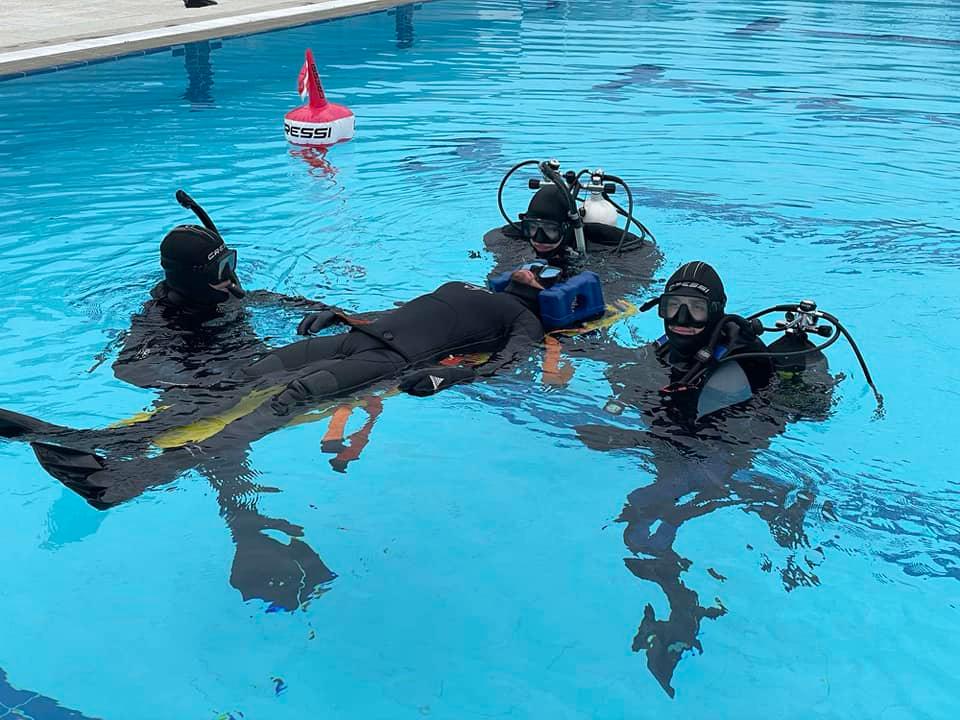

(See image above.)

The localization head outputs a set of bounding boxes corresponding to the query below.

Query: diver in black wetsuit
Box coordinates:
[644,260,773,422]
[112,190,334,391]
[483,160,662,301]
[100,190,337,612]
[576,261,837,697]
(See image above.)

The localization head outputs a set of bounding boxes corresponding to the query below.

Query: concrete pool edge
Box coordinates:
[0,0,410,78]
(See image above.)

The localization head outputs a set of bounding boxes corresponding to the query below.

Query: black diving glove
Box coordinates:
[297,310,340,335]
[399,366,476,397]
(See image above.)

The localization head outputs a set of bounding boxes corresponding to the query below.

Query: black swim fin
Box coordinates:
[30,441,114,510]
[0,408,65,438]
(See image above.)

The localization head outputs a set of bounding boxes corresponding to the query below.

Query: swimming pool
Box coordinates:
[1,0,959,717]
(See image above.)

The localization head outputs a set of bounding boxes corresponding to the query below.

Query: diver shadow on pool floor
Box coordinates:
[574,341,837,697]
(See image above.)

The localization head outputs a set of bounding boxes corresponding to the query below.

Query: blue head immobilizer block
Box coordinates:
[488,270,605,330]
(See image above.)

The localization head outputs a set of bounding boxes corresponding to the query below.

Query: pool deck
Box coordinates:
[0,0,408,76]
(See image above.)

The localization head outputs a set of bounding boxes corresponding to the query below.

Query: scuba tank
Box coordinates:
[582,169,620,226]
[739,299,883,414]
[496,158,655,257]
[638,297,883,416]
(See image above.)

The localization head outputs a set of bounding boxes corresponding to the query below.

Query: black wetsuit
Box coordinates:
[4,280,544,515]
[245,281,544,407]
[113,281,331,390]
[483,222,663,301]
[656,332,774,425]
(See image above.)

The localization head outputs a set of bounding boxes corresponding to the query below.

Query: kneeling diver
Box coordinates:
[110,189,334,391]
[0,189,339,613]
[575,260,880,697]
[483,159,662,300]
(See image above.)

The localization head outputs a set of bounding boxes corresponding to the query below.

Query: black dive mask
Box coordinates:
[165,243,245,305]
[521,215,569,257]
[659,294,710,323]
[661,294,716,357]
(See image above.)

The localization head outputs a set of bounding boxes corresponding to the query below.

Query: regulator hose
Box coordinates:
[497,159,541,231]
[735,304,884,414]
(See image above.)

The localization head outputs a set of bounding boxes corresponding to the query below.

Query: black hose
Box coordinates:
[602,175,632,254]
[818,309,884,412]
[746,303,801,320]
[718,326,842,363]
[539,161,580,219]
[604,192,655,245]
[573,171,649,251]
[743,304,883,413]
[497,159,540,231]
[175,189,221,238]
[673,315,743,387]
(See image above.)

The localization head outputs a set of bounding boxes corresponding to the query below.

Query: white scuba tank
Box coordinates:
[582,191,619,226]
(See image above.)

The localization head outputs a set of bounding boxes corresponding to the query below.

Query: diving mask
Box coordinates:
[659,294,710,323]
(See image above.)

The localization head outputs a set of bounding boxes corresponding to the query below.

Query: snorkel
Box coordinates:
[174,189,246,300]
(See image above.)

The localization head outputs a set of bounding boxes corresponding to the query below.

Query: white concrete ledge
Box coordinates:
[0,0,408,76]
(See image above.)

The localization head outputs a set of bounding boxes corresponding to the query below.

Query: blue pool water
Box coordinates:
[2,0,959,717]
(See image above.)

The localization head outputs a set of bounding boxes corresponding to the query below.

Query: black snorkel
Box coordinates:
[174,189,245,299]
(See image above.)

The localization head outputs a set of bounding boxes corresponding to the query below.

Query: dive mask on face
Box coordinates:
[209,247,238,283]
[520,215,568,252]
[167,244,244,301]
[659,294,710,323]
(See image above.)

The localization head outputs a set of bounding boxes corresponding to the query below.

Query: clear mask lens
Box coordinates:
[659,294,709,323]
[521,217,564,244]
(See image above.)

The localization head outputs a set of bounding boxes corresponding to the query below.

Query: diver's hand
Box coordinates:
[399,366,476,396]
[297,310,340,335]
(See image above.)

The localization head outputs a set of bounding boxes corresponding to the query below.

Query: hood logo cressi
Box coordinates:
[667,280,710,295]
[207,244,227,262]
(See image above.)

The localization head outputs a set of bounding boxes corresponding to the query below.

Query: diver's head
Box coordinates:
[519,185,574,259]
[160,225,245,307]
[503,262,559,315]
[659,261,726,356]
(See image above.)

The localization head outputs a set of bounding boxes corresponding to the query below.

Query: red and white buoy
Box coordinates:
[283,49,355,147]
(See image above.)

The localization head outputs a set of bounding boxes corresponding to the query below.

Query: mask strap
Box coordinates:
[640,296,661,312]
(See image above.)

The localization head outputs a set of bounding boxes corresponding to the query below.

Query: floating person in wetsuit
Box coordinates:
[574,261,881,697]
[2,190,338,612]
[1,264,578,514]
